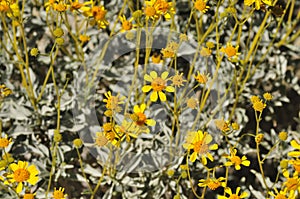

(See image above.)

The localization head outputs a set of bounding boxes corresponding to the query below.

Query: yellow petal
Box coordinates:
[161,71,169,80]
[27,176,38,185]
[288,151,300,157]
[206,152,213,161]
[146,119,156,126]
[209,143,218,150]
[142,85,152,93]
[201,156,207,165]
[190,152,197,162]
[150,91,158,102]
[140,104,146,113]
[235,165,241,170]
[205,134,212,144]
[28,165,39,176]
[240,191,248,198]
[158,91,166,101]
[9,163,18,171]
[16,182,23,193]
[150,71,157,79]
[242,160,250,167]
[134,105,140,113]
[165,86,175,92]
[291,140,300,149]
[144,74,153,82]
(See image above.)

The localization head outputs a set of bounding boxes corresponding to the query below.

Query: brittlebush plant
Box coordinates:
[0,0,299,198]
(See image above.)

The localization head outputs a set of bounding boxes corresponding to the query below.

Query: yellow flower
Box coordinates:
[198,177,226,190]
[244,0,273,10]
[172,72,187,87]
[0,135,12,148]
[44,0,56,12]
[194,71,208,84]
[218,187,248,199]
[88,5,109,29]
[6,161,39,193]
[151,53,162,64]
[119,15,135,32]
[194,0,209,13]
[231,122,240,130]
[79,34,90,43]
[0,84,12,98]
[94,132,108,147]
[278,131,288,141]
[224,148,250,170]
[53,28,64,38]
[200,47,212,57]
[252,99,266,112]
[250,95,260,104]
[183,130,218,164]
[116,119,137,142]
[68,0,91,12]
[288,140,300,157]
[154,0,175,20]
[73,138,83,148]
[214,119,230,132]
[54,2,67,12]
[142,71,175,102]
[255,133,264,144]
[103,91,125,114]
[30,48,39,57]
[263,92,273,101]
[144,0,159,20]
[220,42,240,60]
[53,187,67,199]
[186,97,198,109]
[131,104,156,128]
[161,41,179,58]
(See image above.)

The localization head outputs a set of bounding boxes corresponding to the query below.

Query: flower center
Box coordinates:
[53,190,64,199]
[92,7,106,21]
[286,178,298,191]
[231,156,242,165]
[122,21,132,30]
[275,194,287,199]
[194,140,208,154]
[13,168,30,182]
[229,194,240,199]
[71,2,82,10]
[157,0,169,13]
[0,138,9,148]
[195,0,206,11]
[135,112,147,126]
[225,46,236,57]
[95,134,108,147]
[151,77,166,91]
[145,6,156,17]
[207,180,221,190]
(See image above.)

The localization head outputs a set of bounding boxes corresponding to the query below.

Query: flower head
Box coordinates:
[214,119,230,132]
[186,97,198,109]
[0,84,12,98]
[6,161,39,193]
[142,71,175,102]
[224,148,250,170]
[151,53,162,64]
[87,5,109,29]
[144,0,159,20]
[154,0,175,20]
[23,192,36,199]
[130,104,156,133]
[220,42,240,60]
[119,15,136,32]
[172,72,187,87]
[183,130,218,164]
[161,41,179,58]
[53,187,67,199]
[263,92,273,101]
[283,171,300,198]
[194,71,208,84]
[94,132,108,147]
[251,98,266,112]
[0,135,12,148]
[244,0,273,10]
[194,0,209,13]
[198,177,226,190]
[218,187,248,199]
[269,187,288,199]
[103,91,125,116]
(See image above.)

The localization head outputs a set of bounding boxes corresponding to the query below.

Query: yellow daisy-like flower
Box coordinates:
[116,119,137,142]
[119,15,136,32]
[86,5,109,29]
[250,95,260,104]
[224,148,250,170]
[44,0,56,12]
[252,99,266,112]
[144,0,160,20]
[198,177,226,190]
[131,104,156,128]
[142,71,175,102]
[6,161,39,193]
[200,46,212,57]
[194,71,208,84]
[218,187,248,199]
[103,91,125,115]
[278,131,288,141]
[161,41,179,58]
[220,42,240,60]
[194,0,210,13]
[154,0,175,20]
[186,97,198,109]
[263,92,273,101]
[172,72,187,87]
[183,130,218,164]
[53,187,67,199]
[0,135,12,148]
[94,132,108,147]
[0,84,12,98]
[214,119,230,132]
[231,122,240,130]
[288,140,300,157]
